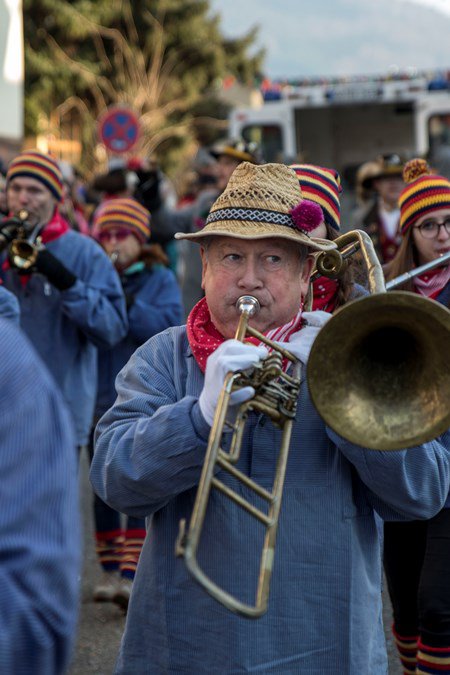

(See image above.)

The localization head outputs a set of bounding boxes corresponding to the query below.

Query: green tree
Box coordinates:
[23,0,265,173]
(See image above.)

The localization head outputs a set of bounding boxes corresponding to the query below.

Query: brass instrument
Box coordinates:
[175,230,450,619]
[307,230,450,450]
[0,210,31,253]
[386,250,450,290]
[3,211,44,270]
[176,295,302,618]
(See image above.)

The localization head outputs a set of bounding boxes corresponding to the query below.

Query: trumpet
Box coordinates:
[0,210,31,253]
[176,295,302,618]
[3,211,44,270]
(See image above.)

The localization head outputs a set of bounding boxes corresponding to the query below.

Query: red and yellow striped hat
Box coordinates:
[399,158,450,234]
[95,198,150,243]
[7,150,63,201]
[290,163,342,231]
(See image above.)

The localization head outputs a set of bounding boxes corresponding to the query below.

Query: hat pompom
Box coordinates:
[290,199,324,233]
[403,158,430,184]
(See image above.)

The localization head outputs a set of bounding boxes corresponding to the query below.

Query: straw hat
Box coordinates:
[210,139,261,164]
[175,162,335,252]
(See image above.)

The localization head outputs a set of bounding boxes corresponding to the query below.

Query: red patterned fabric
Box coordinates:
[414,263,450,299]
[186,296,303,373]
[311,275,339,312]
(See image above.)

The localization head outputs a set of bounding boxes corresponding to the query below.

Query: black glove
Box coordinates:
[135,170,162,212]
[0,219,21,252]
[34,249,77,291]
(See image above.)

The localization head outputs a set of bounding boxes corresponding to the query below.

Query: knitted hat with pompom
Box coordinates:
[399,158,450,234]
[95,198,151,243]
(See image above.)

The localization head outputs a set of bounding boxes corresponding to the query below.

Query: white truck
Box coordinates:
[229,72,450,212]
[0,0,24,168]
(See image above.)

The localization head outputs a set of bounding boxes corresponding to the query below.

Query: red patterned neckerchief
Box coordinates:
[311,275,339,313]
[414,263,450,300]
[186,296,304,373]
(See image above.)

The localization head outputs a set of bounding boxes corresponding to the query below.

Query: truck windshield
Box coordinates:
[241,124,284,163]
[428,113,450,178]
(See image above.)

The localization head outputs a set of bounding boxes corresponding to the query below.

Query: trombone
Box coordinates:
[176,230,450,618]
[176,295,302,618]
[385,250,450,290]
[307,230,450,450]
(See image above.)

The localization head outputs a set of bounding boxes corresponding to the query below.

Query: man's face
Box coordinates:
[373,175,404,207]
[6,176,56,226]
[200,236,313,338]
[216,155,240,192]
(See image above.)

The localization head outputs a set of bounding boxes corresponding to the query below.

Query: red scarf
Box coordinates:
[312,275,339,312]
[187,297,304,373]
[414,263,450,300]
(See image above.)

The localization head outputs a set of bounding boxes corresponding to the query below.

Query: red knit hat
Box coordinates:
[95,198,151,243]
[290,163,342,231]
[7,150,63,201]
[399,158,450,234]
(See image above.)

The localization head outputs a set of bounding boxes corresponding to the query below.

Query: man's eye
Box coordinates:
[224,253,240,261]
[266,255,281,264]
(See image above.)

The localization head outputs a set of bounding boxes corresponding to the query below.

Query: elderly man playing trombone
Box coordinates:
[91,162,450,675]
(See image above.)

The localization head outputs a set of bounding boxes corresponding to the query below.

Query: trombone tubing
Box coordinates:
[386,251,450,290]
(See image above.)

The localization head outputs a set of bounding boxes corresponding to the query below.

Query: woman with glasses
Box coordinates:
[383,158,450,675]
[91,198,183,610]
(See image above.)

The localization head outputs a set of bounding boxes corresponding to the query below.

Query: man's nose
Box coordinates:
[17,190,30,204]
[238,259,263,288]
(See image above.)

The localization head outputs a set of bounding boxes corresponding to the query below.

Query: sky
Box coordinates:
[209,0,450,79]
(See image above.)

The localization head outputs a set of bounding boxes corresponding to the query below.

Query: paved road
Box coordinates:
[69,451,403,675]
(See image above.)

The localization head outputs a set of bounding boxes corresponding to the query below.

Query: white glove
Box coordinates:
[277,310,332,365]
[198,339,268,426]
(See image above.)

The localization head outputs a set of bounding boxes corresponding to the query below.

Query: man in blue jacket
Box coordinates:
[1,150,128,448]
[91,162,450,674]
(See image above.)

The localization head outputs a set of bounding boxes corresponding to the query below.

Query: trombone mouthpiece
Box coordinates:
[236,295,260,317]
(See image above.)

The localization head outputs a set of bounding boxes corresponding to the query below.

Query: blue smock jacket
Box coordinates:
[91,326,450,674]
[0,284,20,324]
[0,318,80,675]
[0,229,128,445]
[95,264,183,418]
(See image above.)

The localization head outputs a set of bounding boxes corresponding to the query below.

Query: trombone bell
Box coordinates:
[307,291,450,450]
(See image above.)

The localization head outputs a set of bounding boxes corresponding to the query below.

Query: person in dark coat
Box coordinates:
[352,153,405,263]
[383,158,450,674]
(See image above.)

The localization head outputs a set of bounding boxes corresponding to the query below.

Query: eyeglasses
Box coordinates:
[98,228,131,242]
[414,219,450,239]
